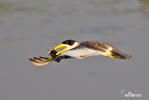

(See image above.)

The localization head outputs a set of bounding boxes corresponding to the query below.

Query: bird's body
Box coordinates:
[58,41,131,60]
[29,40,131,66]
[62,48,103,59]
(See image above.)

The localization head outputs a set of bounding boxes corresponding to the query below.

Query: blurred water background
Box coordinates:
[0,0,149,100]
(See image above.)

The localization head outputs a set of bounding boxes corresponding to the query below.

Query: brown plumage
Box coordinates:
[29,50,58,66]
[111,49,132,59]
[76,41,131,59]
[78,41,116,51]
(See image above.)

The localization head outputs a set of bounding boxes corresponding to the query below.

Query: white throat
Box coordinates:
[64,42,80,51]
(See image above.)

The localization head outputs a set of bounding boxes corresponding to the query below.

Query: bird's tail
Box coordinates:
[111,50,131,59]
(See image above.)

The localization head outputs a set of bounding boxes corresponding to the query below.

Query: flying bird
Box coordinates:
[29,40,131,66]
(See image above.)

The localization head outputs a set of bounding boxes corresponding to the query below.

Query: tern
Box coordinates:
[29,40,131,66]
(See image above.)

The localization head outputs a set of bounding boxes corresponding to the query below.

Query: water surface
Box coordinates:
[0,0,148,100]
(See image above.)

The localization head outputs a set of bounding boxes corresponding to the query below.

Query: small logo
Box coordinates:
[121,89,143,98]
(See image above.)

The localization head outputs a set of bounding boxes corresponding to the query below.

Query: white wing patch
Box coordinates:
[105,47,113,55]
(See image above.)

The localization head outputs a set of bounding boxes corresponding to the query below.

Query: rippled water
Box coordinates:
[0,0,149,100]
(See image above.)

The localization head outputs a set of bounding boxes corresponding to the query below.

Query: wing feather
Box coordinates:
[73,41,116,51]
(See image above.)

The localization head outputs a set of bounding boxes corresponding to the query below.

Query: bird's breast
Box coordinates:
[62,48,106,59]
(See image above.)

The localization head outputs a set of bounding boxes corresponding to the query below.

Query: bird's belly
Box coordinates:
[62,48,106,59]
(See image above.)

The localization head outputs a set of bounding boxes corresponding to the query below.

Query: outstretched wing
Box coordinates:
[29,57,54,66]
[73,41,117,52]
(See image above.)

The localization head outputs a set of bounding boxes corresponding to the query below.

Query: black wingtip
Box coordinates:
[111,51,132,60]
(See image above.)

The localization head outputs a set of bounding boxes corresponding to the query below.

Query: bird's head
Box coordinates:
[48,40,79,55]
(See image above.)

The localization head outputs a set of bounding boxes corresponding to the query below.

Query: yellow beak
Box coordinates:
[48,44,67,55]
